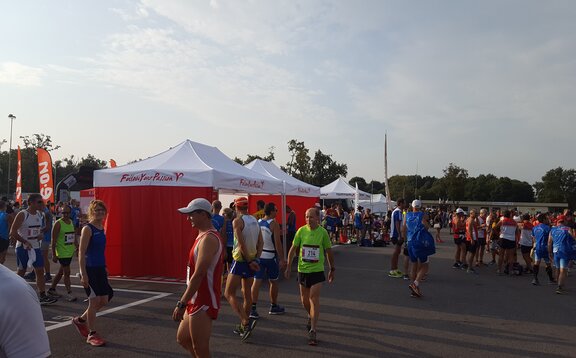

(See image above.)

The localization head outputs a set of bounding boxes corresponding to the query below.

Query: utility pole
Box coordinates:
[7,114,16,198]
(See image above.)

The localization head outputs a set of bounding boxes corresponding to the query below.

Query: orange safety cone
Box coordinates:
[339,230,348,244]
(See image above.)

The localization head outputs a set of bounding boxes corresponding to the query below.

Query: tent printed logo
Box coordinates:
[239,179,265,189]
[297,187,311,194]
[120,172,184,183]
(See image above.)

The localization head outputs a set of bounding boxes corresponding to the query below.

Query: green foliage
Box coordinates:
[534,167,576,208]
[283,140,346,186]
[440,163,469,204]
[309,149,347,186]
[285,140,311,180]
[349,177,368,192]
[234,147,275,165]
[20,134,61,152]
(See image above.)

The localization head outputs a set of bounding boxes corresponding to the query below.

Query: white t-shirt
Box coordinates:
[0,265,51,358]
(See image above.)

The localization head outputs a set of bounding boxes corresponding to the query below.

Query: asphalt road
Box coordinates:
[4,230,576,357]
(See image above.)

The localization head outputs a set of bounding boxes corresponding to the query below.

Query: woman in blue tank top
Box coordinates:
[72,200,113,347]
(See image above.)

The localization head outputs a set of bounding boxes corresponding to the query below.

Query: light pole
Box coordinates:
[7,114,15,198]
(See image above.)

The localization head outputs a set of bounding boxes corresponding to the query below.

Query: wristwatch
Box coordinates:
[176,300,187,309]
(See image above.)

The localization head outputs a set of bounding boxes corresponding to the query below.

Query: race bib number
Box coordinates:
[27,227,41,239]
[302,245,320,263]
[64,232,75,244]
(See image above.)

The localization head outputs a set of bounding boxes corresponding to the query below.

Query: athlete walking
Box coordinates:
[285,207,335,346]
[72,200,114,347]
[224,197,262,341]
[250,202,287,318]
[48,203,78,301]
[174,198,223,357]
[10,193,56,305]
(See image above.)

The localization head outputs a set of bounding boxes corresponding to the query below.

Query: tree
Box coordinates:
[349,177,368,192]
[440,163,468,205]
[233,146,275,165]
[534,167,576,208]
[309,150,348,186]
[20,134,61,152]
[284,140,311,181]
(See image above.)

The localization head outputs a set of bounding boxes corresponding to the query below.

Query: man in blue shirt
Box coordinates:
[531,213,554,285]
[402,200,430,298]
[548,215,575,294]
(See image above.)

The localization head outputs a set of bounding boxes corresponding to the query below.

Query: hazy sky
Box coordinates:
[1,1,575,185]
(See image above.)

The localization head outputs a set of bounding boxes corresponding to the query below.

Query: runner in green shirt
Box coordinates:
[48,204,78,302]
[285,207,335,346]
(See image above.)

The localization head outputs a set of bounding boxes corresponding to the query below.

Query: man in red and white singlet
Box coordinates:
[174,198,223,358]
[495,209,519,275]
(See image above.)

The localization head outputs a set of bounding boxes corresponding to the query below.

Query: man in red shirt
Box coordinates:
[174,198,223,357]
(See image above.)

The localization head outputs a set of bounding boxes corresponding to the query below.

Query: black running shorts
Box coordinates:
[298,271,325,288]
[520,245,532,254]
[465,241,477,253]
[500,239,516,250]
[84,266,114,301]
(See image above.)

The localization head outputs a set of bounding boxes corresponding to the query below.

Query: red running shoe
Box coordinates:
[71,317,89,338]
[86,332,105,347]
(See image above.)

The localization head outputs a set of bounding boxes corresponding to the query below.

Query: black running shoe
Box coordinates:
[308,330,318,346]
[240,324,253,342]
[39,295,57,306]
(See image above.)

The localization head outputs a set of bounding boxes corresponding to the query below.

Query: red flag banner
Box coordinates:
[15,146,22,204]
[110,159,117,168]
[37,148,55,203]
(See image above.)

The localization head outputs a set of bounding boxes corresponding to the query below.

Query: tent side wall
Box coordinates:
[95,186,214,279]
[248,195,318,230]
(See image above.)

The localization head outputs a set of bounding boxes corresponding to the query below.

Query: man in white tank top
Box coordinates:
[250,203,287,318]
[9,193,57,305]
[224,197,263,342]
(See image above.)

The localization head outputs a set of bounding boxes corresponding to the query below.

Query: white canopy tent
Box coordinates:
[320,176,371,200]
[92,139,285,279]
[358,193,389,214]
[94,140,284,194]
[244,159,320,197]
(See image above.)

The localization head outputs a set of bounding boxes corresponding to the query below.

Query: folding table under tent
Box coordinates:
[320,176,371,201]
[93,140,284,279]
[244,159,320,248]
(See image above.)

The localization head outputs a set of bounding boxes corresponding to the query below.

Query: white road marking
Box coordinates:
[45,285,172,332]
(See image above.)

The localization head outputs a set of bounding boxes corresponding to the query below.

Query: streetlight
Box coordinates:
[7,114,15,198]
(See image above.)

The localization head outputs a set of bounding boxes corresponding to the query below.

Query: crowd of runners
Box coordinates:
[1,193,575,357]
[173,197,335,356]
[0,195,113,356]
[385,199,576,298]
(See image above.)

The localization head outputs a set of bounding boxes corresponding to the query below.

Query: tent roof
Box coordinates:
[93,140,284,194]
[244,159,320,197]
[320,177,371,199]
[358,194,389,213]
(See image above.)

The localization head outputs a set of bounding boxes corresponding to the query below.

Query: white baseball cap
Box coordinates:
[412,199,422,208]
[178,198,212,216]
[456,208,464,214]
